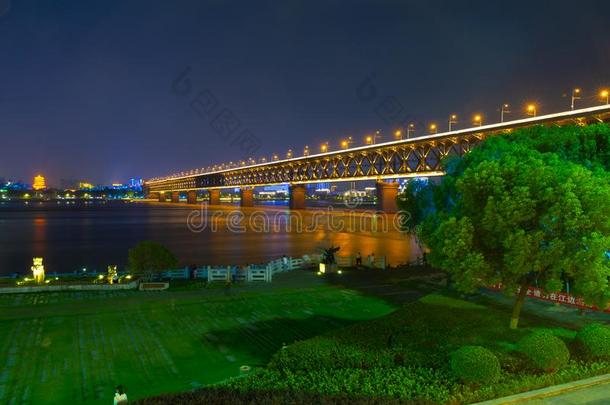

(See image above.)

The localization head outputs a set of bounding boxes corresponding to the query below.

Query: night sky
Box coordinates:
[1,0,609,186]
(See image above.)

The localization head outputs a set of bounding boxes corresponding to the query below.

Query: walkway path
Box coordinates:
[522,382,610,404]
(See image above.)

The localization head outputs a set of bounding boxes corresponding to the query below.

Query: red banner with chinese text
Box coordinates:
[488,284,610,314]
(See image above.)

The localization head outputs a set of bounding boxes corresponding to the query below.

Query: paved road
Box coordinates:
[524,383,610,404]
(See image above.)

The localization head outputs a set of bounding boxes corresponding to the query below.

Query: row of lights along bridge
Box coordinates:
[153,88,609,181]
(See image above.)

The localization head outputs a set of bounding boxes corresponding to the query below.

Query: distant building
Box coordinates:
[128,178,143,190]
[32,175,47,190]
[79,182,94,190]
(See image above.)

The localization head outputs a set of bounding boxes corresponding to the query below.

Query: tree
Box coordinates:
[397,179,434,237]
[420,143,610,329]
[127,241,178,281]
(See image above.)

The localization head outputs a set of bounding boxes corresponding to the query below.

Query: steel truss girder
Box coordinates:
[146,135,484,192]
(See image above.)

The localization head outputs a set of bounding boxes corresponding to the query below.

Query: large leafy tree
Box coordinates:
[422,146,610,328]
[405,124,610,329]
[127,241,178,281]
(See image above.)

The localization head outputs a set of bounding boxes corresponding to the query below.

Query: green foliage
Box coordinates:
[135,387,420,405]
[224,367,453,403]
[397,178,434,234]
[450,346,500,384]
[137,294,610,404]
[576,323,610,360]
[409,124,610,328]
[270,338,396,370]
[518,331,570,371]
[127,240,178,280]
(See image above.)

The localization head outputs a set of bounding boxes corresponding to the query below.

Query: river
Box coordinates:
[0,200,418,276]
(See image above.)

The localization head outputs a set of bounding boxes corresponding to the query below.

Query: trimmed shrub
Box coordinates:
[576,324,610,360]
[450,346,501,384]
[518,331,569,371]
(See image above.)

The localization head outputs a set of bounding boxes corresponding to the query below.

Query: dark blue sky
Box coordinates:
[1,0,609,185]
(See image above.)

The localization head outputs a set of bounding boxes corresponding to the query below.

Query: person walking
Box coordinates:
[113,385,128,404]
[369,252,376,268]
[355,251,362,266]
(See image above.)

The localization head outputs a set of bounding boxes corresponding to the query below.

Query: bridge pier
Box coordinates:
[376,181,399,213]
[208,189,220,205]
[158,192,166,202]
[187,191,198,204]
[240,187,254,207]
[171,191,180,203]
[289,184,306,210]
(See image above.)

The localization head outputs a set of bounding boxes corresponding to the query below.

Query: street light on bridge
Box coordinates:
[500,104,510,122]
[394,129,402,140]
[272,154,279,161]
[406,123,415,138]
[428,123,438,134]
[303,145,310,156]
[526,104,537,117]
[365,131,381,145]
[340,136,353,149]
[320,142,328,153]
[473,114,482,127]
[286,149,293,159]
[600,89,609,105]
[448,114,457,131]
[571,88,581,110]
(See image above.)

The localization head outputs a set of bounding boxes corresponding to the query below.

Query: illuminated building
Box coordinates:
[31,257,45,284]
[33,175,47,190]
[107,265,118,284]
[79,182,94,190]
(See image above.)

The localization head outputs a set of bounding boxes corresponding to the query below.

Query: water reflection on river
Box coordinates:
[0,201,418,276]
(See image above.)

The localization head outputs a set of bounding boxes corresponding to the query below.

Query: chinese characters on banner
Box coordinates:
[488,284,610,314]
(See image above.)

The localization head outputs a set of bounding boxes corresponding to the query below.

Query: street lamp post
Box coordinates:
[394,129,402,140]
[571,88,581,110]
[526,104,537,117]
[429,123,438,134]
[500,104,510,122]
[473,114,482,127]
[366,131,381,145]
[320,142,328,153]
[303,145,310,156]
[406,123,415,138]
[601,89,609,105]
[448,114,457,131]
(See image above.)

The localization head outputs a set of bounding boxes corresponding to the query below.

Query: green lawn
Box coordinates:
[0,271,395,404]
[209,292,610,404]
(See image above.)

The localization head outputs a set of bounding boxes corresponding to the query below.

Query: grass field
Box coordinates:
[0,271,395,404]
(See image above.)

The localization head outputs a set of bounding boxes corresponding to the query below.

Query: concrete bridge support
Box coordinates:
[208,189,220,205]
[187,190,198,204]
[289,184,306,210]
[171,191,180,203]
[376,181,399,213]
[240,187,254,207]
